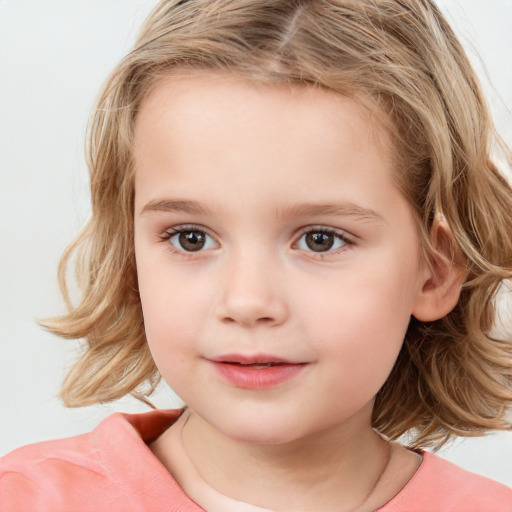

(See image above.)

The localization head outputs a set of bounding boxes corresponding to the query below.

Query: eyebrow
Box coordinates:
[277,202,385,222]
[141,199,213,216]
[140,198,384,223]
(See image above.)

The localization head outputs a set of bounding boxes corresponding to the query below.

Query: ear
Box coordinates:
[412,220,466,322]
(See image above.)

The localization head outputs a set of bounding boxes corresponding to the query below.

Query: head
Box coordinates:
[47,0,512,447]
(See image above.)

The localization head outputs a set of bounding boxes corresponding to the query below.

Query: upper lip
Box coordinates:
[208,353,305,365]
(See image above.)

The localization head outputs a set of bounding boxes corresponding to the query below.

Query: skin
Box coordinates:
[133,72,456,511]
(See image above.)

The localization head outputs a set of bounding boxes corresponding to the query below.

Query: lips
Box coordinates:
[208,354,307,389]
[218,361,296,372]
[227,362,281,369]
[209,353,303,364]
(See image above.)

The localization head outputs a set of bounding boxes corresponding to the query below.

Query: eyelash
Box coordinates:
[159,225,216,257]
[294,226,354,256]
[159,225,354,257]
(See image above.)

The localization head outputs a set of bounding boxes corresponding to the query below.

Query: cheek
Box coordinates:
[296,260,417,383]
[135,249,208,362]
[137,278,205,401]
[139,280,202,348]
[301,258,415,334]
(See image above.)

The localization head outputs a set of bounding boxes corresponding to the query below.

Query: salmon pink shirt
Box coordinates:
[1,409,511,511]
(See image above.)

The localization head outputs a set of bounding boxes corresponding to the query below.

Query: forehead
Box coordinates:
[132,71,400,218]
[133,70,392,162]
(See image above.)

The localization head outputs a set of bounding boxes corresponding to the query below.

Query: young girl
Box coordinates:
[2,0,512,510]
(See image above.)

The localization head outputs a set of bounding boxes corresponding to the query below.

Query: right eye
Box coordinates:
[165,227,218,252]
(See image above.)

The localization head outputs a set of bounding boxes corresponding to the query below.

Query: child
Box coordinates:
[1,0,512,510]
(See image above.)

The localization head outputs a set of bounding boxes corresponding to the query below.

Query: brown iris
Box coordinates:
[178,231,206,251]
[305,232,335,252]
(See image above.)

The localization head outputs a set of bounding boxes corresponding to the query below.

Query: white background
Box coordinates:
[1,0,511,487]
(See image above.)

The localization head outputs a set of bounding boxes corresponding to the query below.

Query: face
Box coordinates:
[133,72,428,445]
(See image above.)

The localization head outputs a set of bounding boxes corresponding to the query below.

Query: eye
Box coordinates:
[295,228,351,253]
[165,227,218,252]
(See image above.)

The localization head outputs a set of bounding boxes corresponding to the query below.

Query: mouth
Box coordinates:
[209,353,305,366]
[207,354,308,389]
[224,362,287,368]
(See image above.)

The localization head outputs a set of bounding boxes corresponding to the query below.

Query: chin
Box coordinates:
[205,407,313,446]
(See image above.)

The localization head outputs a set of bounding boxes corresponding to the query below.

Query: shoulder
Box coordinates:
[1,422,113,511]
[0,409,193,512]
[380,450,512,512]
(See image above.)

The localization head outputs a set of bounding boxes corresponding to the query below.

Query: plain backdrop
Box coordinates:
[1,0,511,487]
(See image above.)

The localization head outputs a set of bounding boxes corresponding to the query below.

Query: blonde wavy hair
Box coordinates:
[42,0,512,448]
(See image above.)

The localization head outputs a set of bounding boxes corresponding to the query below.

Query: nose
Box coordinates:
[216,251,288,328]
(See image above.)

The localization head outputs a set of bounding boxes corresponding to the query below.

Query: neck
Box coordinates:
[155,406,392,512]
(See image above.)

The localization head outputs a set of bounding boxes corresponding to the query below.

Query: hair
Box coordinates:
[41,0,512,448]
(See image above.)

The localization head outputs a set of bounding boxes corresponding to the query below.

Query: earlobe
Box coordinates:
[412,220,466,322]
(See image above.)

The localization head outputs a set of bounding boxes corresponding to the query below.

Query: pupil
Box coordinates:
[306,232,334,252]
[179,231,205,251]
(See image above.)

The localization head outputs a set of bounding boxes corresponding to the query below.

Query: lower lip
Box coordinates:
[211,362,307,389]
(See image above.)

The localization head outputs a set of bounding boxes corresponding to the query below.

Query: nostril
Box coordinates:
[221,315,275,325]
[216,289,288,327]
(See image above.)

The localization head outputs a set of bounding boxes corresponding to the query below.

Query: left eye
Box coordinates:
[167,228,217,252]
[295,229,349,253]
